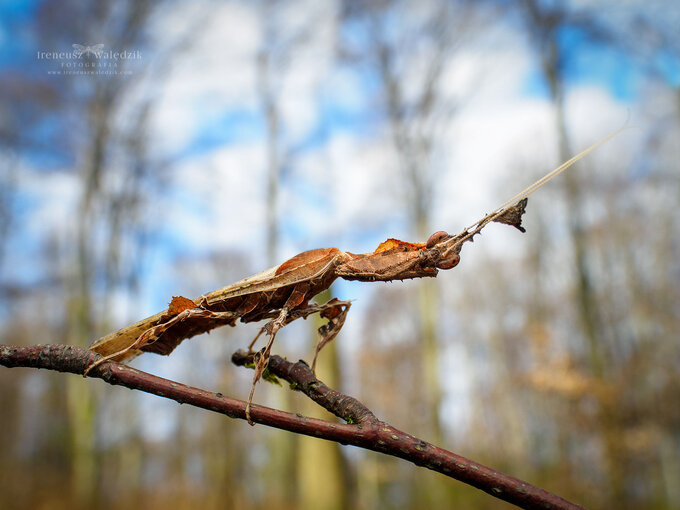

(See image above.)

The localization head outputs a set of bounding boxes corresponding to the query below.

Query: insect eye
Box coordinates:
[426,231,448,248]
[437,254,460,270]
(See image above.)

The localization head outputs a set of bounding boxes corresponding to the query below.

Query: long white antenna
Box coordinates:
[491,127,628,216]
[445,127,629,251]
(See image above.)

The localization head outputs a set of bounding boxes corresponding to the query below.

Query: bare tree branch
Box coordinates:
[0,343,584,510]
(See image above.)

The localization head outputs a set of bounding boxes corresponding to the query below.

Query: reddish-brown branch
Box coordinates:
[231,349,377,425]
[1,344,585,510]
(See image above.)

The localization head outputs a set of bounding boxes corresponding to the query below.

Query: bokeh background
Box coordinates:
[1,1,679,509]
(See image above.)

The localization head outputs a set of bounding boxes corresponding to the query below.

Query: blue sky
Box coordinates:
[1,1,677,453]
[0,0,667,328]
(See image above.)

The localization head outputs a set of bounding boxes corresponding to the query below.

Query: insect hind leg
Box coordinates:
[83,344,137,376]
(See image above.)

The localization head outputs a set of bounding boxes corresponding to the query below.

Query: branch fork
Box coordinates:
[1,343,584,510]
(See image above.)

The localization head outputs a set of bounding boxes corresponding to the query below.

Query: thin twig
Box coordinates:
[1,343,585,510]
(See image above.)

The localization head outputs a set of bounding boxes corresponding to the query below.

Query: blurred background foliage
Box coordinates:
[0,0,678,509]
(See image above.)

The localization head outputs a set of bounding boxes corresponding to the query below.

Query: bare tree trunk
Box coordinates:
[370,0,472,447]
[259,48,281,269]
[548,57,604,378]
[66,81,115,508]
[0,153,17,271]
[520,0,625,501]
[298,289,351,510]
[253,3,351,505]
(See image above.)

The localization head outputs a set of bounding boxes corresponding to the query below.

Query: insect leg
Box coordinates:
[84,306,237,376]
[83,307,197,376]
[245,283,310,425]
[310,299,351,373]
[83,342,138,376]
[247,326,266,352]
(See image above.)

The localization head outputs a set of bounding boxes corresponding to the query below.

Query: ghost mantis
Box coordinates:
[86,129,624,423]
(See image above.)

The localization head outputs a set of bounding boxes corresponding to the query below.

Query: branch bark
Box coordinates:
[1,343,585,510]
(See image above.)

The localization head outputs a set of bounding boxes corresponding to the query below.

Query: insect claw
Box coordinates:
[245,400,255,426]
[83,344,136,377]
[83,359,100,377]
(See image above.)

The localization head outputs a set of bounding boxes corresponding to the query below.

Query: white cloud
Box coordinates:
[7,1,659,452]
[149,0,341,158]
[149,2,261,155]
[161,141,267,253]
[148,2,635,267]
[289,130,404,248]
[16,165,80,242]
[323,65,368,114]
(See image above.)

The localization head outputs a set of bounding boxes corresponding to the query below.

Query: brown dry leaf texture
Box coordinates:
[374,238,425,253]
[492,198,528,232]
[275,247,341,275]
[319,301,343,320]
[167,295,197,315]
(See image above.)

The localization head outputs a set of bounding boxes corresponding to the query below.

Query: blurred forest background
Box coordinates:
[0,1,678,509]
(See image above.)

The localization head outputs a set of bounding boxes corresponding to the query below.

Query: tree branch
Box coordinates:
[1,343,584,510]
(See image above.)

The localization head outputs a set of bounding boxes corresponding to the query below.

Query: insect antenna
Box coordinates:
[444,127,630,252]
